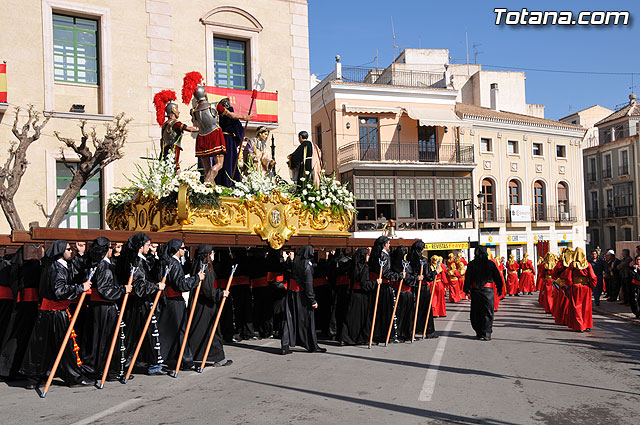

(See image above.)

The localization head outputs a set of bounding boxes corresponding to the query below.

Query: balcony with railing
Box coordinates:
[341,66,447,89]
[615,205,634,217]
[602,168,612,179]
[586,209,599,220]
[532,206,556,223]
[555,206,578,223]
[586,171,597,182]
[338,141,474,168]
[479,205,506,224]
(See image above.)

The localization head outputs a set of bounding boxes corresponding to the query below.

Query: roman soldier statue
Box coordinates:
[181,71,249,185]
[153,89,199,171]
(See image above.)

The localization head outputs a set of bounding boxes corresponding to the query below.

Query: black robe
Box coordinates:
[281,259,320,351]
[230,253,255,340]
[124,255,162,369]
[20,259,87,385]
[251,254,274,338]
[80,258,126,379]
[0,257,14,348]
[393,264,418,342]
[369,250,403,343]
[328,253,351,340]
[0,256,41,378]
[158,256,198,369]
[414,269,438,339]
[188,265,226,364]
[464,258,503,339]
[289,140,314,186]
[341,271,376,345]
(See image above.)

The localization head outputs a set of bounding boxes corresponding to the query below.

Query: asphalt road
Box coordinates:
[2,294,640,425]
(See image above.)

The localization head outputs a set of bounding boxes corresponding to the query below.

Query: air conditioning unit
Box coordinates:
[559,212,570,221]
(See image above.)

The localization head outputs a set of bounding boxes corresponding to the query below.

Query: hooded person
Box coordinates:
[187,245,232,368]
[389,246,417,342]
[229,249,256,341]
[519,253,536,295]
[551,248,574,326]
[280,245,325,354]
[537,252,557,313]
[429,255,449,318]
[409,241,437,339]
[506,254,520,296]
[564,248,597,332]
[120,232,166,376]
[368,236,404,343]
[157,239,203,370]
[0,253,14,348]
[341,248,380,345]
[463,246,503,341]
[0,246,43,379]
[79,237,133,381]
[19,240,92,388]
[328,248,352,342]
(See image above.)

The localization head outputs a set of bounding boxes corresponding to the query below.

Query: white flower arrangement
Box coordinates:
[292,171,356,215]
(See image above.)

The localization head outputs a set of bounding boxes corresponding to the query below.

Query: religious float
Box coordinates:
[105,144,355,250]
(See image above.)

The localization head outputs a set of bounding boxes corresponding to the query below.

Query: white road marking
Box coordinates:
[418,310,462,402]
[70,398,141,425]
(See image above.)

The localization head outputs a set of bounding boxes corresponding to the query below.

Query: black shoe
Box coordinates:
[25,379,41,390]
[313,347,327,353]
[69,379,93,388]
[339,340,346,346]
[281,346,291,355]
[147,369,164,376]
[213,359,233,367]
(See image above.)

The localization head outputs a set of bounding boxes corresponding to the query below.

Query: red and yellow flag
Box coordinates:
[205,86,277,123]
[0,63,7,103]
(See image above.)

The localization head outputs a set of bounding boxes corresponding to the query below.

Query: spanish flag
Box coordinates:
[0,63,7,103]
[205,86,277,123]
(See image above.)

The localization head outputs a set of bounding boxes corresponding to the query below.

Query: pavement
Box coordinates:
[593,297,640,324]
[2,293,640,425]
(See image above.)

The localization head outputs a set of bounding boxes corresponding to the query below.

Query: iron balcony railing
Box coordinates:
[618,165,630,176]
[341,66,447,88]
[602,168,612,178]
[479,205,506,223]
[556,206,578,223]
[614,205,633,217]
[586,171,597,182]
[532,206,556,222]
[338,141,474,167]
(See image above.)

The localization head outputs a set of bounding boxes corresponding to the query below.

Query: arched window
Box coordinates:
[508,180,520,206]
[533,181,545,221]
[481,178,495,221]
[557,182,569,219]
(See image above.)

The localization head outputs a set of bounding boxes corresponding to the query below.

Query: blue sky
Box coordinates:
[308,1,638,120]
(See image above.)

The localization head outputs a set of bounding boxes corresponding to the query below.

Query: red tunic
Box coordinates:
[537,264,555,313]
[506,261,519,295]
[565,265,596,332]
[496,260,506,300]
[428,266,448,317]
[447,270,461,303]
[551,262,571,325]
[457,264,467,300]
[519,259,536,293]
[194,103,226,157]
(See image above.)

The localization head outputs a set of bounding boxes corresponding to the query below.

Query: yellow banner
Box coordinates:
[425,242,468,250]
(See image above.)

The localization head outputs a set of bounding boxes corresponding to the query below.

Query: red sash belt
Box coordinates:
[266,272,284,283]
[472,281,495,290]
[214,278,226,289]
[288,279,300,292]
[0,286,13,300]
[352,282,362,290]
[40,298,72,311]
[164,286,183,298]
[232,275,251,287]
[313,277,328,287]
[251,276,269,288]
[90,291,112,303]
[17,288,39,302]
[390,281,413,292]
[336,275,350,286]
[633,279,640,286]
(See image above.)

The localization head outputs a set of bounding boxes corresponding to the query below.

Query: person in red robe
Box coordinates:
[428,256,448,317]
[551,248,573,326]
[563,248,597,332]
[537,252,556,313]
[456,255,467,300]
[496,257,506,300]
[506,254,519,296]
[487,250,501,311]
[447,262,461,303]
[519,253,536,295]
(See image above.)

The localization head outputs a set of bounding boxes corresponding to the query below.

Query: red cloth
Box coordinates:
[267,272,284,283]
[0,286,12,300]
[565,266,596,331]
[506,261,519,295]
[17,288,39,303]
[288,279,300,292]
[231,275,250,287]
[458,273,466,300]
[336,275,350,286]
[251,276,269,288]
[40,298,72,311]
[195,128,226,157]
[164,286,182,298]
[448,271,461,303]
[497,262,506,300]
[428,268,448,317]
[519,260,536,293]
[537,265,555,313]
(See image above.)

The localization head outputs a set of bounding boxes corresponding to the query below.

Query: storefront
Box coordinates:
[558,233,573,252]
[424,241,469,261]
[506,233,527,262]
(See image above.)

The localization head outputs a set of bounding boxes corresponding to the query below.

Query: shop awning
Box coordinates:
[343,104,401,115]
[403,107,471,128]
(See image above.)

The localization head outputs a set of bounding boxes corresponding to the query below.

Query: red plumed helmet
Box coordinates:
[153,89,177,126]
[182,71,203,104]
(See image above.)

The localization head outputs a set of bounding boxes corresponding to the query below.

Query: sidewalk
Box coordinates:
[593,298,640,325]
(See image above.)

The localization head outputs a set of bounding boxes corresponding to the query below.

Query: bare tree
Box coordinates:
[0,106,51,230]
[48,113,131,227]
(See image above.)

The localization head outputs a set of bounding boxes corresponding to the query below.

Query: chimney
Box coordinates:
[335,54,342,80]
[490,83,499,111]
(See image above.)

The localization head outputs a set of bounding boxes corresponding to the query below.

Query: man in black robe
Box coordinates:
[118,233,166,375]
[390,246,417,342]
[328,249,352,342]
[281,245,326,354]
[287,131,321,188]
[463,246,503,341]
[341,248,380,345]
[157,239,203,370]
[408,241,437,339]
[187,245,232,367]
[0,245,42,379]
[20,240,92,388]
[80,237,132,381]
[368,236,404,344]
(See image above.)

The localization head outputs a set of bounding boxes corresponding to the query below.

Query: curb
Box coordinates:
[593,306,640,326]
